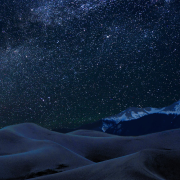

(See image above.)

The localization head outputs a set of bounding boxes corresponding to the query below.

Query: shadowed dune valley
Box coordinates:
[1,123,180,180]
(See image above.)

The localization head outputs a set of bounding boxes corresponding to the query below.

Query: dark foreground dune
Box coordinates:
[1,123,180,180]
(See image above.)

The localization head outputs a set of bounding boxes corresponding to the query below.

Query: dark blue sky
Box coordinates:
[0,0,180,130]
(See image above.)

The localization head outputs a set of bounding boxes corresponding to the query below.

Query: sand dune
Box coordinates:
[32,149,180,180]
[0,123,180,179]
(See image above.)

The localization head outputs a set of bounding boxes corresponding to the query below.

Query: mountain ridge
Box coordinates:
[102,100,180,135]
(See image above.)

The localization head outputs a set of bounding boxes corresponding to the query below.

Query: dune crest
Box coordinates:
[0,123,180,179]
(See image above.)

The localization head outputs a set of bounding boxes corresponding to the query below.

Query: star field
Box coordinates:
[0,0,180,130]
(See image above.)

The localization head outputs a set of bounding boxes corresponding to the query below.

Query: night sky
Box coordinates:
[0,0,180,130]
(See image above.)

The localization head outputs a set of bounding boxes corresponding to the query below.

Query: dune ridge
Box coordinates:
[0,123,180,179]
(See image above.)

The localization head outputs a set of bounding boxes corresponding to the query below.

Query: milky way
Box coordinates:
[0,0,180,130]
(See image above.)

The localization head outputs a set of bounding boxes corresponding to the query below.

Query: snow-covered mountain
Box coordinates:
[102,100,180,135]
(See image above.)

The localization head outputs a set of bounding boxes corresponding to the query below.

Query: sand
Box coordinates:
[0,123,180,180]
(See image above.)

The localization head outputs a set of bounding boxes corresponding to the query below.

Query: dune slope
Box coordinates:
[0,123,180,180]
